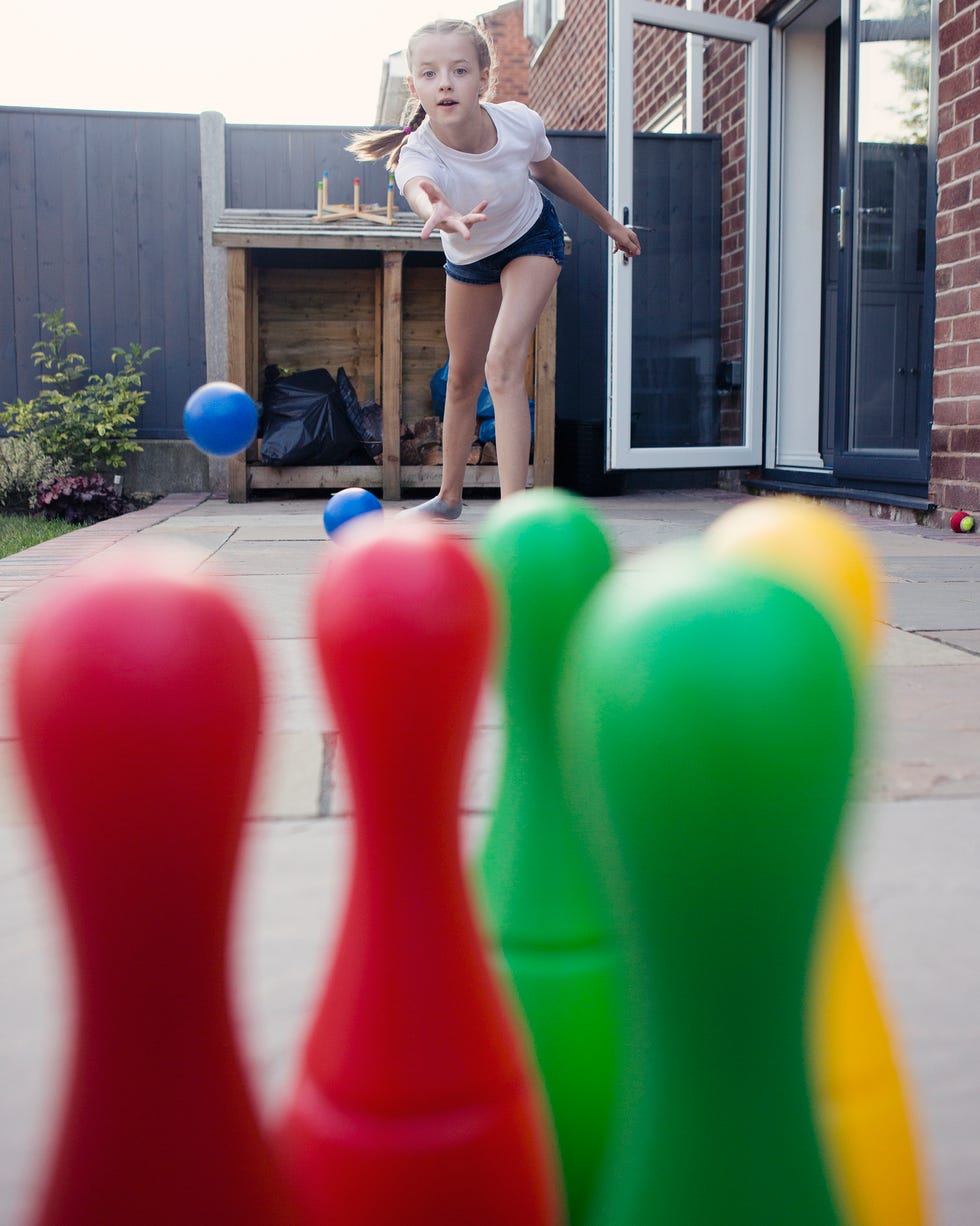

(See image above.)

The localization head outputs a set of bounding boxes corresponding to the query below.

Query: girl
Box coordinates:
[348,19,641,520]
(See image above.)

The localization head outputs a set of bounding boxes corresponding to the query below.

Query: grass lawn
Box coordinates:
[0,513,79,560]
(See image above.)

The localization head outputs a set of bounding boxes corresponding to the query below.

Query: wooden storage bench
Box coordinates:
[212,209,561,502]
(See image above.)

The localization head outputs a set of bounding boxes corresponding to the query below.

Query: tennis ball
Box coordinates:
[950,510,975,533]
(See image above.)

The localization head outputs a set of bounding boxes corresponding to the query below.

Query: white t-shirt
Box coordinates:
[395,101,553,265]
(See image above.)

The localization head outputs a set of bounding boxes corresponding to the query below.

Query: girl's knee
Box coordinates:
[484,347,526,396]
[446,366,486,402]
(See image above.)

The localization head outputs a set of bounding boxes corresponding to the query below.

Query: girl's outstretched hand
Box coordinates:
[417,180,488,241]
[609,222,642,261]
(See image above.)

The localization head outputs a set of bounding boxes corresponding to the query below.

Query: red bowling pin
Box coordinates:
[13,554,303,1226]
[278,523,562,1226]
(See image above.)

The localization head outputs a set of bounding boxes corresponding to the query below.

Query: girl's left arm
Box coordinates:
[530,156,642,259]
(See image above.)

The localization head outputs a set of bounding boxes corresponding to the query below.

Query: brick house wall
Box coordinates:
[529,0,760,128]
[634,27,687,128]
[932,0,980,518]
[480,2,534,103]
[528,0,607,126]
[703,37,749,445]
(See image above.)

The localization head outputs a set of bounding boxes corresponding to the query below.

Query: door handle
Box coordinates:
[836,188,846,249]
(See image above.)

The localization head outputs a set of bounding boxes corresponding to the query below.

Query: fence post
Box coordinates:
[200,110,229,494]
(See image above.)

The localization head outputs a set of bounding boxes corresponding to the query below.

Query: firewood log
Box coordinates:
[412,416,442,445]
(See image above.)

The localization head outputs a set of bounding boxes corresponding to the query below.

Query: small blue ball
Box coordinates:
[323,487,384,540]
[183,382,258,457]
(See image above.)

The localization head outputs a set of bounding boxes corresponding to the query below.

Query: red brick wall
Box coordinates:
[480,2,533,104]
[634,26,686,129]
[529,0,607,128]
[529,0,760,129]
[933,0,980,519]
[703,37,748,445]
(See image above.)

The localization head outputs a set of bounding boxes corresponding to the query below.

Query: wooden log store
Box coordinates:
[212,208,563,502]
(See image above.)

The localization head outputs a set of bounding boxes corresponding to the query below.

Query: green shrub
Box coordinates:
[35,474,139,525]
[0,435,72,511]
[1,310,160,474]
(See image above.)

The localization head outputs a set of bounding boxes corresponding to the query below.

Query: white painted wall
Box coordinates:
[774,25,828,469]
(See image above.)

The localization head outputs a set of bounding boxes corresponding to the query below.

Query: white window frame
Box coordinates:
[607,0,770,471]
[526,0,566,53]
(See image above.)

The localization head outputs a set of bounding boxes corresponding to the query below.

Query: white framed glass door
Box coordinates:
[832,0,934,484]
[607,0,770,469]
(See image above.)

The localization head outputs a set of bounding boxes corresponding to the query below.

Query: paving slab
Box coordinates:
[258,637,332,733]
[884,580,980,632]
[876,624,980,667]
[0,739,33,824]
[198,538,328,577]
[0,645,16,738]
[228,522,328,541]
[1,489,978,1224]
[884,557,980,580]
[0,822,65,1223]
[857,527,980,559]
[845,795,980,1226]
[0,580,74,643]
[219,572,321,640]
[862,663,980,800]
[925,629,980,656]
[62,530,235,573]
[250,731,327,821]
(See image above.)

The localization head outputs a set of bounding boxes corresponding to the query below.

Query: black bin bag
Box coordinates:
[260,367,371,466]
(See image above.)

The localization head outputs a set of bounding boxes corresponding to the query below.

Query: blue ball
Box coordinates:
[323,487,384,540]
[183,382,258,457]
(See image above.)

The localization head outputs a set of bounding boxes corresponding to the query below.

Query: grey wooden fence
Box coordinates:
[1,109,719,459]
[226,123,395,211]
[0,107,206,438]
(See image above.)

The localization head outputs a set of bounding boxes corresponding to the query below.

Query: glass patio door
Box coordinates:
[831,0,934,483]
[607,0,770,470]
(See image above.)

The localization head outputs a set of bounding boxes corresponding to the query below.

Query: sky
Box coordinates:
[2,0,486,127]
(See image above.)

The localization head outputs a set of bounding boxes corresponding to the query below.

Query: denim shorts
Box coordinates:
[444,196,565,286]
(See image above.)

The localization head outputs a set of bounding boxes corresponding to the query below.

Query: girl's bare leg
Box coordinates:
[437,277,502,507]
[487,256,562,498]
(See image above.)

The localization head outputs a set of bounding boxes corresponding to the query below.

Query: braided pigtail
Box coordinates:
[346,102,426,170]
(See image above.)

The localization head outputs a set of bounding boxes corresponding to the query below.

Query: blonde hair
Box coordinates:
[346,20,495,169]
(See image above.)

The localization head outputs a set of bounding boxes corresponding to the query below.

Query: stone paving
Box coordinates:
[0,489,978,1223]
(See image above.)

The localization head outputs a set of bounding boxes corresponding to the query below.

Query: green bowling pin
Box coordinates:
[558,544,855,1226]
[475,489,619,1225]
